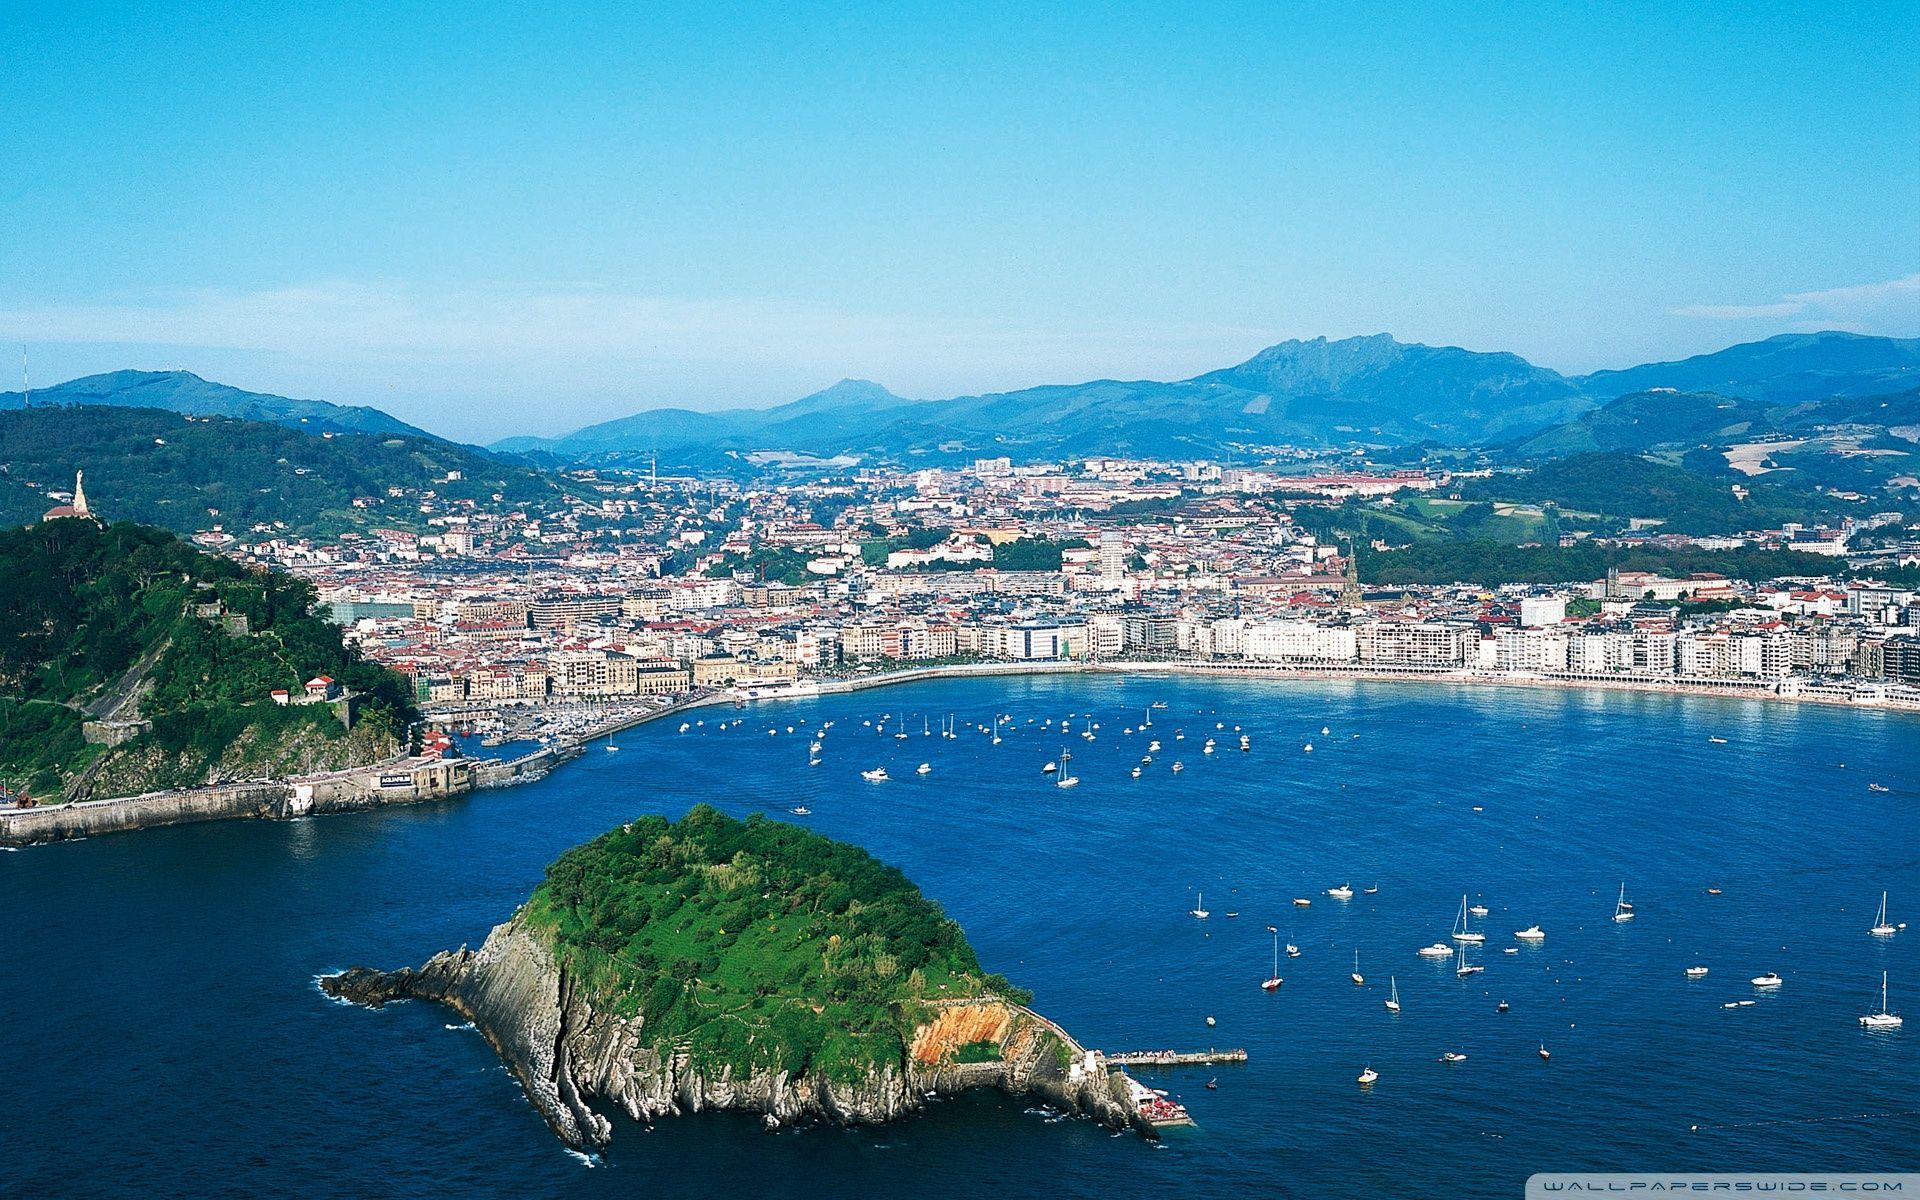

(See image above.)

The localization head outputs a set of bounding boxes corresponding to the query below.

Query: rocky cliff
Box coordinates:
[322,913,1140,1146]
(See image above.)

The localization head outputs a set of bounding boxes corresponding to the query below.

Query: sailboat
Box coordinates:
[1350,949,1365,985]
[1261,933,1283,990]
[1612,883,1635,923]
[991,716,1003,745]
[1385,976,1400,1013]
[1056,749,1079,788]
[1454,944,1482,977]
[1859,972,1903,1029]
[1870,890,1901,936]
[1189,891,1210,919]
[1451,895,1485,943]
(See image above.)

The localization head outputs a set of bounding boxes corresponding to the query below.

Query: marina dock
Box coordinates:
[1105,1048,1248,1067]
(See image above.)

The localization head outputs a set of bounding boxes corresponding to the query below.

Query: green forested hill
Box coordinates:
[1460,452,1822,533]
[0,519,417,801]
[0,406,572,538]
[527,805,1029,1083]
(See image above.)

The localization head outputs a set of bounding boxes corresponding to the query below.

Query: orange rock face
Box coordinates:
[908,1002,1014,1065]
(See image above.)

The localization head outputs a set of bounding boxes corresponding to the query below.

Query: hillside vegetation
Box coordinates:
[0,406,571,539]
[525,805,1029,1084]
[0,519,417,800]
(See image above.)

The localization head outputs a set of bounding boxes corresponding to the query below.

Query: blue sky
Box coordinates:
[3,2,1916,440]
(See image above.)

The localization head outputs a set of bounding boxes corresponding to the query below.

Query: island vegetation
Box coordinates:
[522,804,1030,1084]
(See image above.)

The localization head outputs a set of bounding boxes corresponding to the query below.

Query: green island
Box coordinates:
[0,518,417,801]
[522,805,1034,1085]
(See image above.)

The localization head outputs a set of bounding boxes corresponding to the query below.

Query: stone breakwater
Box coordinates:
[321,914,1144,1146]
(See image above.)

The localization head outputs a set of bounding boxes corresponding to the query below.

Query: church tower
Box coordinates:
[1340,540,1363,608]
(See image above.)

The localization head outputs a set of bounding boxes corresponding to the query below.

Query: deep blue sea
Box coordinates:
[4,676,1917,1199]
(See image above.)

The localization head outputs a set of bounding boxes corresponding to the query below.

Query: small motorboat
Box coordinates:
[916,763,931,776]
[1042,761,1058,774]
[1752,972,1783,988]
[1439,1052,1467,1064]
[1686,966,1710,978]
[1357,1066,1379,1086]
[1417,942,1454,958]
[1496,1000,1509,1013]
[1869,783,1890,793]
[1515,926,1545,942]
[1327,884,1354,899]
[1709,736,1728,744]
[1171,761,1184,773]
[1286,943,1301,958]
[1706,887,1723,895]
[1468,904,1489,917]
[861,767,889,783]
[789,806,811,816]
[1205,1016,1216,1027]
[1294,898,1313,908]
[678,722,690,733]
[1130,767,1142,778]
[1363,884,1379,895]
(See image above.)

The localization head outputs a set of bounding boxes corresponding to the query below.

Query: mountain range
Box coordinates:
[494,330,1920,466]
[11,331,1919,468]
[0,370,436,440]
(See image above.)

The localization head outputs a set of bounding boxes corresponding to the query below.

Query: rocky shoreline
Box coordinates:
[321,913,1143,1146]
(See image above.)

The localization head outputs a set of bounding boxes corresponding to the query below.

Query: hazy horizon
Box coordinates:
[5,4,1916,441]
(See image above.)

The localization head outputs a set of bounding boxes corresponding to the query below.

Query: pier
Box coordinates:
[1105,1048,1248,1067]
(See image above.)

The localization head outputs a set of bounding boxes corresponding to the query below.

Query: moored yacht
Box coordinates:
[1870,890,1900,936]
[1514,925,1545,942]
[1612,883,1635,923]
[1350,949,1365,985]
[1859,972,1903,1029]
[1261,932,1283,991]
[1385,976,1400,1013]
[1189,891,1210,919]
[1327,883,1354,899]
[1451,895,1486,943]
[1752,971,1782,988]
[861,767,889,783]
[1418,942,1454,958]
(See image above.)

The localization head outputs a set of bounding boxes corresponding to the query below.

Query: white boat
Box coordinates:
[1261,933,1283,991]
[1870,890,1900,937]
[1454,945,1482,977]
[1752,971,1782,988]
[1467,904,1489,917]
[1350,949,1365,985]
[1870,782,1889,793]
[1439,1052,1467,1064]
[1327,884,1354,899]
[1514,926,1545,942]
[1148,740,1162,753]
[1385,976,1400,1013]
[1417,942,1454,958]
[861,767,889,783]
[916,763,931,776]
[810,740,822,753]
[1055,749,1079,788]
[1302,742,1314,753]
[1451,895,1485,943]
[1239,735,1250,751]
[1202,741,1215,755]
[1171,762,1184,773]
[1709,736,1728,744]
[1357,1065,1378,1085]
[678,722,690,733]
[1130,767,1142,778]
[1612,883,1635,923]
[1363,884,1379,895]
[1286,942,1300,958]
[789,806,811,816]
[1860,972,1903,1029]
[1685,966,1709,978]
[1189,891,1210,920]
[604,742,619,752]
[1538,1045,1550,1061]
[1042,761,1057,774]
[1294,897,1313,908]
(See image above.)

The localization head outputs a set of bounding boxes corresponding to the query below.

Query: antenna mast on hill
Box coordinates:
[20,345,28,408]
